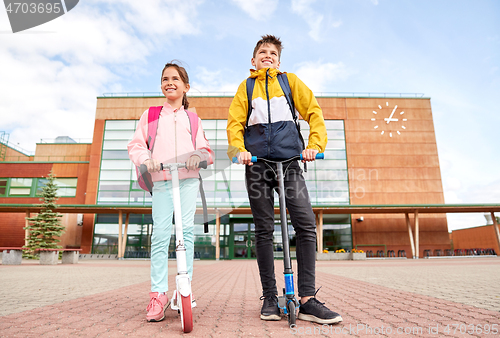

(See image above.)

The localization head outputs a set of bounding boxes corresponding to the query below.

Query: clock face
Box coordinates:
[371,101,407,137]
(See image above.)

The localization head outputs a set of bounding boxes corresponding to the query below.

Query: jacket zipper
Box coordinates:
[265,69,272,158]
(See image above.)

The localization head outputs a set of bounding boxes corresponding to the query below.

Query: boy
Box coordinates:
[226,35,343,324]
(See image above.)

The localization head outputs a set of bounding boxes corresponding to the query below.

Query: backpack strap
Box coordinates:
[277,73,306,151]
[185,109,209,233]
[278,73,308,170]
[198,175,209,233]
[137,106,162,196]
[245,77,256,127]
[277,73,297,123]
[147,106,162,152]
[185,110,198,148]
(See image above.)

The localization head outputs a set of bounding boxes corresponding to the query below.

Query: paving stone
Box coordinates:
[1,258,500,337]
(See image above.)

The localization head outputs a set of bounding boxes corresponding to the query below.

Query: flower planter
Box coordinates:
[330,252,350,260]
[39,250,58,265]
[1,248,23,265]
[316,252,366,260]
[349,252,366,260]
[316,252,330,261]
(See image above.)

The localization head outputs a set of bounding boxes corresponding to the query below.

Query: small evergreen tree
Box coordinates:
[23,170,65,258]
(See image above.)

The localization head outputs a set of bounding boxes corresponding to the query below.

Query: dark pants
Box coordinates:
[245,160,317,297]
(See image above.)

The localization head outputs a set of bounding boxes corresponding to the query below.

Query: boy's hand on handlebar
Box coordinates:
[238,152,253,166]
[144,159,161,172]
[301,149,319,162]
[186,155,201,171]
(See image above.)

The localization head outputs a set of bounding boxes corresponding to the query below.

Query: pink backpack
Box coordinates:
[136,106,199,193]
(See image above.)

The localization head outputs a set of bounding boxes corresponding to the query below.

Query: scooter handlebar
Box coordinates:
[232,154,324,164]
[139,163,148,175]
[309,153,324,160]
[198,160,208,169]
[159,160,207,171]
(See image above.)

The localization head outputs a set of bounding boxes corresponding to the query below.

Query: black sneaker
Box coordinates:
[298,289,342,324]
[259,294,281,321]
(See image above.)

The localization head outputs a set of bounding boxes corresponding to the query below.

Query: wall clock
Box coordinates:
[371,101,407,137]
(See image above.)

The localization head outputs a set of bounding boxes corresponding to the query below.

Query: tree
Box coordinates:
[24,170,65,258]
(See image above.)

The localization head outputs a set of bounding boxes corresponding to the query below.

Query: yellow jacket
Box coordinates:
[227,67,327,159]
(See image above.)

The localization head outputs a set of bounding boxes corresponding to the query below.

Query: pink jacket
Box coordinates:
[127,103,214,182]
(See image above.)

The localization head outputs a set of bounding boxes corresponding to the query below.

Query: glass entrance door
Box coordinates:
[231,222,256,259]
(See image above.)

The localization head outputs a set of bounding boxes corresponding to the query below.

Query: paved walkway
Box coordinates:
[1,257,499,337]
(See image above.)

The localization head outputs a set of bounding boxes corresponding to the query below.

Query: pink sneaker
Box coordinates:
[146,292,170,322]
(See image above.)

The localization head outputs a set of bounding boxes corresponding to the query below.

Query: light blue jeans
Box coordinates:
[151,178,198,292]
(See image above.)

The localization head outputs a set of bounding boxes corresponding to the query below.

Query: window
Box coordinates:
[36,178,78,197]
[0,178,7,196]
[97,120,137,205]
[299,120,349,206]
[0,178,77,197]
[9,178,33,196]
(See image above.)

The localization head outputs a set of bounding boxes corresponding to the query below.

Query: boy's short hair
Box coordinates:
[253,34,283,59]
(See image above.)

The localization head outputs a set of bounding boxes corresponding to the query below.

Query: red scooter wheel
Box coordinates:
[180,294,193,333]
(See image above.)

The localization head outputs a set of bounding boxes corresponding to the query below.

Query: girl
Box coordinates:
[128,62,213,322]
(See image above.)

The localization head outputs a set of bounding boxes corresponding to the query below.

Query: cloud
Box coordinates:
[0,48,113,149]
[443,177,461,193]
[291,0,335,41]
[447,213,489,232]
[371,0,379,5]
[190,67,240,95]
[465,179,500,204]
[442,169,500,231]
[110,0,202,37]
[294,60,350,92]
[231,0,279,21]
[443,177,462,204]
[442,164,500,231]
[0,1,203,151]
[330,20,342,28]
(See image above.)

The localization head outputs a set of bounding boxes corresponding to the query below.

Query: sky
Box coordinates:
[0,0,499,231]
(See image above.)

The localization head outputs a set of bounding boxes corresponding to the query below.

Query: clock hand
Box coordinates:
[386,105,398,124]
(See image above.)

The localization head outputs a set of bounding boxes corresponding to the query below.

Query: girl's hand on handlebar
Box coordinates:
[143,159,161,173]
[238,152,253,166]
[301,149,319,162]
[186,155,201,171]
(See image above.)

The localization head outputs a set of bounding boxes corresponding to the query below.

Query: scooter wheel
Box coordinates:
[180,294,193,333]
[287,301,296,327]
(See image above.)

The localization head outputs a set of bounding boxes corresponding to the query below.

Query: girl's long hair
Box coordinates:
[161,61,190,109]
